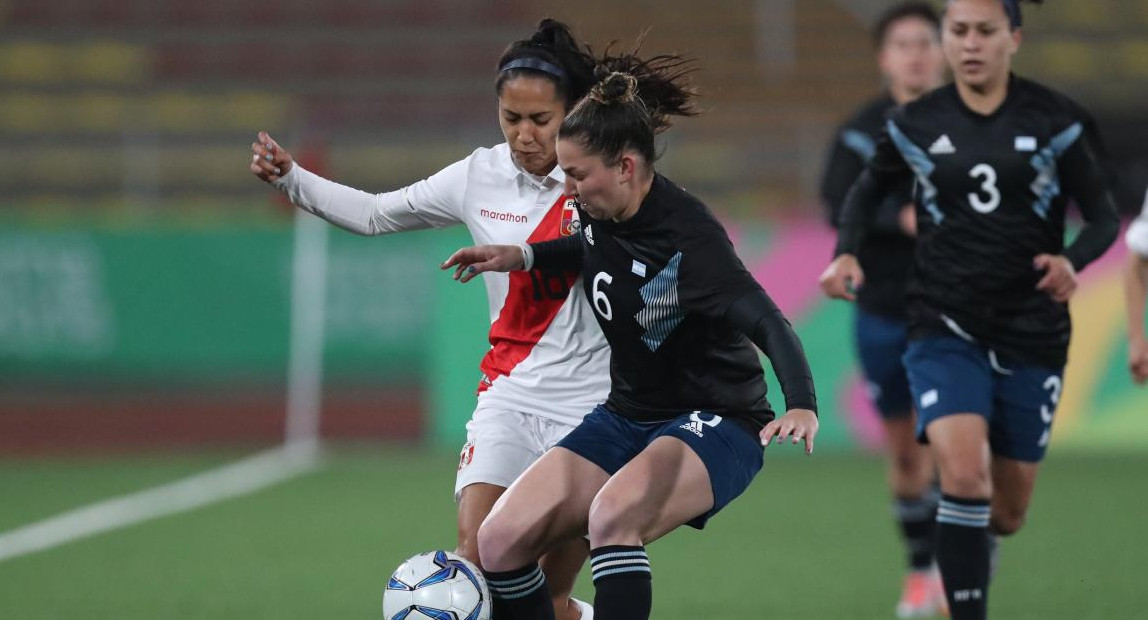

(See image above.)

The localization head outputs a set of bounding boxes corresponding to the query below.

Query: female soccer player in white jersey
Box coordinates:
[821,1,1119,618]
[1125,188,1148,384]
[443,54,819,620]
[250,20,606,620]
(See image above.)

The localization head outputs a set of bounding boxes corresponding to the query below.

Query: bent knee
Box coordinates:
[477,516,522,571]
[991,510,1027,536]
[940,468,991,498]
[587,492,639,543]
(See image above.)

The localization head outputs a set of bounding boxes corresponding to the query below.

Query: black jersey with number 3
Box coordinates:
[532,174,817,430]
[837,76,1119,367]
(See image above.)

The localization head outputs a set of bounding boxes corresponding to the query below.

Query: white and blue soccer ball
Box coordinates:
[383,550,491,620]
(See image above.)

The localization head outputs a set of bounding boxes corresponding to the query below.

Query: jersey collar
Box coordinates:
[507,146,565,190]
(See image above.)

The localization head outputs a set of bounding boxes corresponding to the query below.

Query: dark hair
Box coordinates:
[944,0,1045,30]
[559,47,698,166]
[873,2,941,49]
[495,19,597,110]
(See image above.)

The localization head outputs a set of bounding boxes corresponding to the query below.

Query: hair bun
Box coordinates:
[590,72,639,105]
[529,18,561,46]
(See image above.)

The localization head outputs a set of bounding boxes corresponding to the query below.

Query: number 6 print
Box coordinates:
[592,271,613,321]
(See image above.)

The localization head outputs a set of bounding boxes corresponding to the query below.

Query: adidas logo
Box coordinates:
[679,420,706,437]
[678,412,722,438]
[928,134,956,155]
[584,223,595,245]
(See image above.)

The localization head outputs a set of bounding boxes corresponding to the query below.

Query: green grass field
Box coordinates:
[1,447,1145,619]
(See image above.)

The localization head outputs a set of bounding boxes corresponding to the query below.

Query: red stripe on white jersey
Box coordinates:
[477,196,580,393]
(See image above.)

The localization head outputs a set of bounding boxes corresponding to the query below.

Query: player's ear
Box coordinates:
[617,154,637,183]
[1008,27,1022,54]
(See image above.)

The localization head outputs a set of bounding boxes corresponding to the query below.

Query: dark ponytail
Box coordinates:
[560,46,698,166]
[495,19,597,110]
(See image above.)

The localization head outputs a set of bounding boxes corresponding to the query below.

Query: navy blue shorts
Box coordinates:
[555,405,765,529]
[853,309,914,418]
[904,336,1064,462]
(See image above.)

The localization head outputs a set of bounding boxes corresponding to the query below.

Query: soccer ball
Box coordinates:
[383,550,491,620]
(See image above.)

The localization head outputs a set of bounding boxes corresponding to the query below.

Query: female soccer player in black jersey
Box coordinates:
[821,1,1119,618]
[819,4,947,615]
[443,55,819,620]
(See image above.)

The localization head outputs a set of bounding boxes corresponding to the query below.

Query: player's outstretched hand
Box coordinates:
[760,408,818,455]
[1129,335,1148,385]
[819,254,864,302]
[250,131,294,183]
[1034,254,1077,303]
[441,245,525,283]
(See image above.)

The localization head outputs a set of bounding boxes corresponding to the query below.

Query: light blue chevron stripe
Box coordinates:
[842,129,877,160]
[636,252,685,352]
[1029,122,1083,220]
[887,120,943,224]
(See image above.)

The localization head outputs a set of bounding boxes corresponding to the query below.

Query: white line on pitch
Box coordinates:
[0,442,322,564]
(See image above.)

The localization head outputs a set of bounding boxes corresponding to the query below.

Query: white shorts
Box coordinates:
[453,406,580,500]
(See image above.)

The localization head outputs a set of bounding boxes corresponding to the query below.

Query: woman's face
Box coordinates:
[557,139,628,221]
[497,76,566,176]
[879,16,945,96]
[943,0,1021,91]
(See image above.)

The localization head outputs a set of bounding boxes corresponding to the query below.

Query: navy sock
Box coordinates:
[936,495,991,620]
[895,485,940,570]
[485,563,554,620]
[591,545,651,620]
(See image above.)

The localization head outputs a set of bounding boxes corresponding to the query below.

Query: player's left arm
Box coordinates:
[678,230,819,454]
[1056,132,1121,272]
[1035,131,1120,302]
[723,289,820,454]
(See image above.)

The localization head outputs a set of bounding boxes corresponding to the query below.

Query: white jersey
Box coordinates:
[1127,188,1148,258]
[274,143,610,425]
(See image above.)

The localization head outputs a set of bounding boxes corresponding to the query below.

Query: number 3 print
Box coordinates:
[968,163,1001,214]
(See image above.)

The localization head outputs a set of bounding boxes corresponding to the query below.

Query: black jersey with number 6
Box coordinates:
[837,76,1119,367]
[532,174,817,430]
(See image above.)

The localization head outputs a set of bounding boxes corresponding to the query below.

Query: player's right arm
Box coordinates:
[821,121,912,301]
[820,127,867,227]
[440,236,583,283]
[250,131,465,235]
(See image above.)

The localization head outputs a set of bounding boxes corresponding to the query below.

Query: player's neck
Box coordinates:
[890,83,931,106]
[955,74,1010,116]
[613,174,655,223]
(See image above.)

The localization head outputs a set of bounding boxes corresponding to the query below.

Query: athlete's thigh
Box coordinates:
[904,336,994,442]
[488,446,610,549]
[925,414,992,497]
[455,407,541,500]
[593,435,714,545]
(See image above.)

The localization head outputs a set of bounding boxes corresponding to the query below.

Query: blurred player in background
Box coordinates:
[819,3,947,616]
[443,55,818,620]
[820,1,1119,617]
[250,19,606,620]
[1125,188,1148,384]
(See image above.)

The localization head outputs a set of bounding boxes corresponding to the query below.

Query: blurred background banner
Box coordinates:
[2,0,1146,456]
